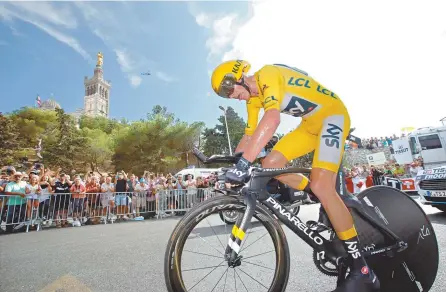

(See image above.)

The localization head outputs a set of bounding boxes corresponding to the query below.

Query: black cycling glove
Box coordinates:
[225,157,252,184]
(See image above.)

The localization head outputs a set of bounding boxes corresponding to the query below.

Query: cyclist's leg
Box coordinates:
[311,114,379,291]
[262,120,316,191]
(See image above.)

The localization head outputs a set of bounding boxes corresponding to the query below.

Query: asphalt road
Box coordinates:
[0,199,445,292]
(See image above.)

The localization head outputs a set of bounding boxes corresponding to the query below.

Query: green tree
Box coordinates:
[42,108,87,172]
[0,113,20,165]
[112,106,203,174]
[81,128,113,171]
[9,107,58,149]
[79,115,124,134]
[202,106,246,156]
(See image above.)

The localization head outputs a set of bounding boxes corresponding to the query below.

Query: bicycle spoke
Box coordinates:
[183,263,226,272]
[239,229,251,250]
[234,269,238,292]
[193,232,224,256]
[243,260,274,271]
[206,217,225,250]
[240,232,269,253]
[188,260,226,291]
[210,267,229,292]
[234,269,249,291]
[238,267,269,290]
[242,250,274,260]
[183,249,223,259]
[223,266,229,292]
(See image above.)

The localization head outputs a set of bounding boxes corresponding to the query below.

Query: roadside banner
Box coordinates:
[392,139,413,164]
[366,152,386,166]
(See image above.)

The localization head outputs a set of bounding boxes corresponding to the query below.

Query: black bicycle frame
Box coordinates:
[226,167,405,265]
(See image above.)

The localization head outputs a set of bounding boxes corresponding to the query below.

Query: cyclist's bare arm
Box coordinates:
[235,134,252,153]
[242,109,280,162]
[238,97,262,153]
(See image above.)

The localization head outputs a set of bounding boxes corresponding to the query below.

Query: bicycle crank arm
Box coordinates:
[362,241,408,258]
[225,189,257,266]
[289,201,304,208]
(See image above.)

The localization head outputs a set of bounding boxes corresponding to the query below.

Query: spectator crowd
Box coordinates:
[0,164,219,233]
[342,156,424,195]
[1,130,427,235]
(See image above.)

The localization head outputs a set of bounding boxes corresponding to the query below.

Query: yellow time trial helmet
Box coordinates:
[211,60,251,98]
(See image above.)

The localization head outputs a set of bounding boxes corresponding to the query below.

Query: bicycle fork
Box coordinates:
[225,191,256,267]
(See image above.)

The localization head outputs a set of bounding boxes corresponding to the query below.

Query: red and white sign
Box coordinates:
[401,178,416,191]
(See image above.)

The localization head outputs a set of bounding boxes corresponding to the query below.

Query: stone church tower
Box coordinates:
[84,52,111,118]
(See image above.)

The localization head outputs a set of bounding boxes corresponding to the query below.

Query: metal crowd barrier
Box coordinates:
[0,188,218,234]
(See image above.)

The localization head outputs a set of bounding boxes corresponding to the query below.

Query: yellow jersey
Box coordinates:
[245,64,348,135]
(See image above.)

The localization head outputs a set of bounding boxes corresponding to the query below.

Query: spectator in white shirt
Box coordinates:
[134,178,148,217]
[409,161,423,178]
[100,176,115,218]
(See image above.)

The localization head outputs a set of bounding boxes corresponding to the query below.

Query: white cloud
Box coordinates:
[220,0,446,137]
[155,71,176,83]
[0,5,90,61]
[8,2,77,29]
[75,2,156,88]
[193,10,241,60]
[114,49,144,88]
[195,12,211,28]
[129,75,142,88]
[114,49,135,73]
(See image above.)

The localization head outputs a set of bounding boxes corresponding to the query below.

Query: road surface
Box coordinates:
[0,199,445,292]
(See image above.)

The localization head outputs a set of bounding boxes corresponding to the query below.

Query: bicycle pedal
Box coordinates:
[306,220,330,232]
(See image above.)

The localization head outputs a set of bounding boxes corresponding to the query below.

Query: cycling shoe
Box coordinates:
[332,268,380,292]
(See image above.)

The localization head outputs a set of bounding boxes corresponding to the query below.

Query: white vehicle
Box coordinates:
[416,166,446,212]
[404,123,446,211]
[174,167,219,180]
[406,125,446,169]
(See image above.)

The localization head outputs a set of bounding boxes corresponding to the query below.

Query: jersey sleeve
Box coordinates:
[256,65,283,112]
[245,97,262,135]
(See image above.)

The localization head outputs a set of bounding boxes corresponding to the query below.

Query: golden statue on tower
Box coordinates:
[97,51,103,67]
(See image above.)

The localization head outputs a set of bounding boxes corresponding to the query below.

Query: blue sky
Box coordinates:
[2,1,445,138]
[0,1,252,128]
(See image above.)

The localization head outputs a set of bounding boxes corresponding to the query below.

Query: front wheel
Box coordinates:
[165,195,291,292]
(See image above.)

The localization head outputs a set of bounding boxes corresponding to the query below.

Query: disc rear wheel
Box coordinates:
[353,186,439,292]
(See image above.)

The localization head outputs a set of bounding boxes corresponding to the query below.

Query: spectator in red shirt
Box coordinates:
[344,170,354,194]
[70,176,86,226]
[365,171,374,188]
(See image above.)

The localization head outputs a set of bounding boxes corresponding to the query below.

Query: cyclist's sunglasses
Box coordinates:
[217,74,241,98]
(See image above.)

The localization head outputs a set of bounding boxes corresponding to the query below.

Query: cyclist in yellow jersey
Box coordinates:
[211,60,380,292]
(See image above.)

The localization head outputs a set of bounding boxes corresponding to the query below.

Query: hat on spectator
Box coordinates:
[139,178,145,183]
[13,172,23,176]
[5,166,16,175]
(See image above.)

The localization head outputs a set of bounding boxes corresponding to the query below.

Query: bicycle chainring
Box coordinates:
[312,249,338,277]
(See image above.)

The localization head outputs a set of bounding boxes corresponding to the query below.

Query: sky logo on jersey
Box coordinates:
[287,77,311,88]
[283,96,318,117]
[322,123,343,149]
